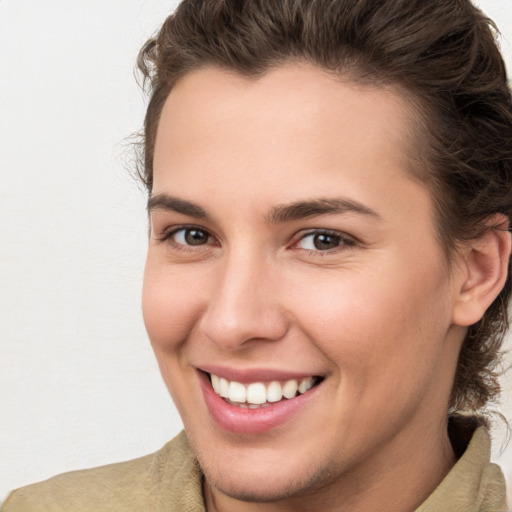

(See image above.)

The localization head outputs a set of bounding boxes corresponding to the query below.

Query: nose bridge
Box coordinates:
[199,244,287,349]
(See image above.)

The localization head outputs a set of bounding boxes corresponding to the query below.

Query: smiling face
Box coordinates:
[143,64,468,510]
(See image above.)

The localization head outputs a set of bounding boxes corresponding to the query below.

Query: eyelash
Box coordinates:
[157,226,355,254]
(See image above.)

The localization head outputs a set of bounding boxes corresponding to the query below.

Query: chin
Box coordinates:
[202,465,324,504]
[193,437,342,505]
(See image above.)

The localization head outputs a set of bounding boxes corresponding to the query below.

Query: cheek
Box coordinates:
[287,260,452,376]
[142,257,204,353]
[287,262,455,438]
[142,259,209,417]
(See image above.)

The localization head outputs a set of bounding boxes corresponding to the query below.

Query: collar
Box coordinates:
[415,418,508,511]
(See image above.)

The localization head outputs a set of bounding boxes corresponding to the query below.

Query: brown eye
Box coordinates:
[312,233,341,250]
[184,229,209,245]
[170,227,212,246]
[296,231,352,252]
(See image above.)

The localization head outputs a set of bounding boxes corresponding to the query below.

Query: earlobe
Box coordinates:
[452,215,511,327]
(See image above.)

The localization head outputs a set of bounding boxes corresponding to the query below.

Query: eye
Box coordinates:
[295,230,353,251]
[163,227,214,247]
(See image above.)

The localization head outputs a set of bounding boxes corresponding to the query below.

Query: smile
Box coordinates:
[197,367,324,434]
[209,373,318,408]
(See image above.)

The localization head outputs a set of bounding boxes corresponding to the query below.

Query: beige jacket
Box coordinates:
[2,427,508,512]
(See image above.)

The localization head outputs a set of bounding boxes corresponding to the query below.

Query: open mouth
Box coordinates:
[208,372,323,409]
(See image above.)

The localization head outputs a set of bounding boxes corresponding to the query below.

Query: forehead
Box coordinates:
[152,64,431,227]
[155,63,418,175]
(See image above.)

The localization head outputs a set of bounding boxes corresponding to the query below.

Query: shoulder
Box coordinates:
[1,431,204,512]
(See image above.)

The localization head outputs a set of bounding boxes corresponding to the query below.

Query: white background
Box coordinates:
[1,0,511,504]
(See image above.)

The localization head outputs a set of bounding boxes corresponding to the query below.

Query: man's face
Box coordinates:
[143,64,466,506]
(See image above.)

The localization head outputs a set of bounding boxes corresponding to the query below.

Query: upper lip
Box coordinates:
[197,365,321,383]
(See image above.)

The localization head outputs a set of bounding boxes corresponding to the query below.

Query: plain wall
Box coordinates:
[1,0,511,504]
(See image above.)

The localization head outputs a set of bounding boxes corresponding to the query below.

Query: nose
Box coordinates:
[198,251,289,350]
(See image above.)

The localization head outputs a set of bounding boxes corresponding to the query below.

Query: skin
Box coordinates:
[142,64,507,512]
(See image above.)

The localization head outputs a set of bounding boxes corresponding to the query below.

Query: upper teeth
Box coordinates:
[210,374,315,406]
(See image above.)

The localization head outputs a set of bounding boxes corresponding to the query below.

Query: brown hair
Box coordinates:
[136,0,512,414]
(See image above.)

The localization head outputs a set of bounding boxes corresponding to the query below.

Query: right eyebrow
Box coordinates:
[147,194,209,219]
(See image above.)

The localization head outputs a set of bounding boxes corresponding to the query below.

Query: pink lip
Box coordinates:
[197,370,322,434]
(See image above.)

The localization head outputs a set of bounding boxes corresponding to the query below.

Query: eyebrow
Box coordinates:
[147,194,209,219]
[147,194,379,223]
[267,198,380,224]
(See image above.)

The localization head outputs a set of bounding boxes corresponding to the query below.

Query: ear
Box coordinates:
[452,215,511,327]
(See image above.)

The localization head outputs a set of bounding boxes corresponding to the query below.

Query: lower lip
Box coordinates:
[198,371,321,434]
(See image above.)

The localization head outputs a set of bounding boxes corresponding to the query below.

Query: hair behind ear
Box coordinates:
[450,215,511,412]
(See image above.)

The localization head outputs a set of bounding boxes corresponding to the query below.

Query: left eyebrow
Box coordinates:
[267,198,380,224]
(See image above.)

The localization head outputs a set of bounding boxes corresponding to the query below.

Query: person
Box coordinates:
[2,0,512,510]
